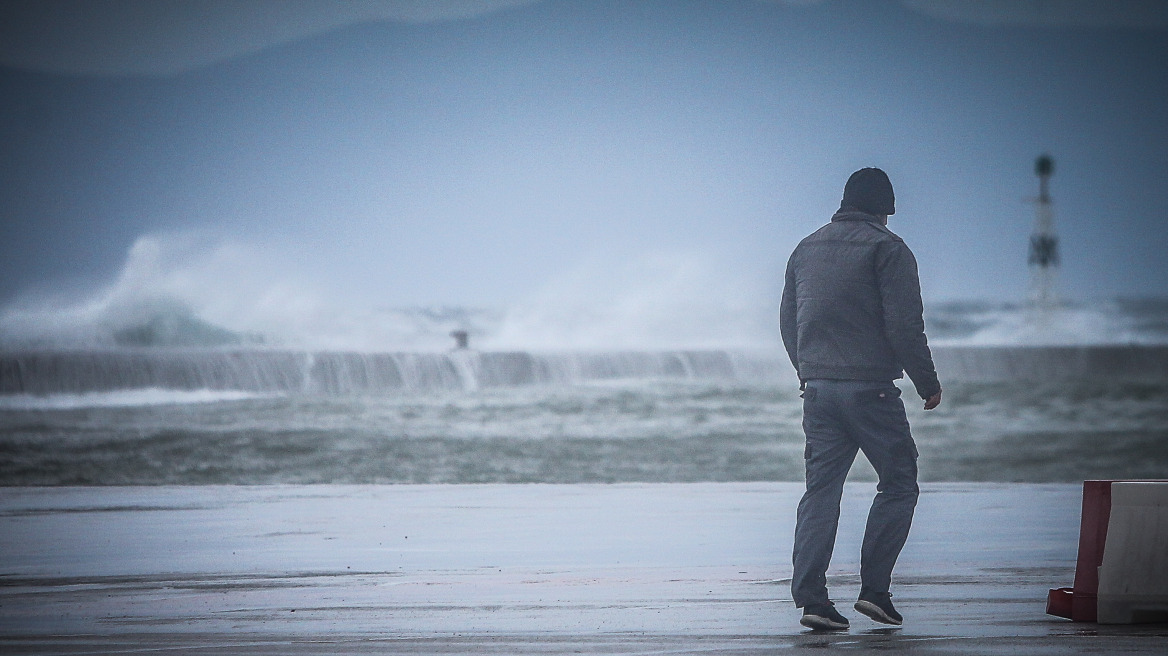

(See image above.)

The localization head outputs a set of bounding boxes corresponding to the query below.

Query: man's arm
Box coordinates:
[876,240,941,401]
[779,255,801,380]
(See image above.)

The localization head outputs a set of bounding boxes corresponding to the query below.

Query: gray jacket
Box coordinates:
[780,209,941,399]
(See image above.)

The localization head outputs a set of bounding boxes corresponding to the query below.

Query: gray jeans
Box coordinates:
[791,379,919,608]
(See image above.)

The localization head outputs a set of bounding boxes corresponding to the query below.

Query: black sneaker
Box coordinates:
[800,603,850,631]
[854,590,902,626]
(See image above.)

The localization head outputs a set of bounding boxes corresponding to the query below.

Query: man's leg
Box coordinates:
[851,383,919,599]
[792,381,859,608]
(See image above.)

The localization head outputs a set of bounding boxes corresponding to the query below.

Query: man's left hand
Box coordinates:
[924,390,942,410]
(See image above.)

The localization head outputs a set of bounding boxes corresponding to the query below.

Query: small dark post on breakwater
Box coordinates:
[450,330,469,350]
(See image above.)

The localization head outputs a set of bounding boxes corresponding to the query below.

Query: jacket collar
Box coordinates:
[831,208,883,223]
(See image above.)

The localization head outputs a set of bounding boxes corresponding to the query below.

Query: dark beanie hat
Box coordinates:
[841,167,895,216]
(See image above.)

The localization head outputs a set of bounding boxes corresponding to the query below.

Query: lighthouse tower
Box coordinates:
[1028,154,1060,311]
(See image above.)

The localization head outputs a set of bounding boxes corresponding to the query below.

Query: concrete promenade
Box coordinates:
[2,483,1166,654]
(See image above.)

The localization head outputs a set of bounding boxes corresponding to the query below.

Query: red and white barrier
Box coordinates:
[1048,480,1168,624]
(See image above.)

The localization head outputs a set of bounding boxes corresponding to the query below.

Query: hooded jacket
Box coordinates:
[780,209,941,400]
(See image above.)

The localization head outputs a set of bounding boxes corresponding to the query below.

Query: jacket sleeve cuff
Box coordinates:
[917,385,941,400]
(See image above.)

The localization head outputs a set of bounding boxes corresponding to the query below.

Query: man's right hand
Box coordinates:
[924,390,942,410]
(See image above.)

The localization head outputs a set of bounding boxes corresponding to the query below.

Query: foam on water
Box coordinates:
[0,388,274,411]
[927,299,1168,346]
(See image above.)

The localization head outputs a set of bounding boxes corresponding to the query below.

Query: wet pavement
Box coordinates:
[2,483,1166,654]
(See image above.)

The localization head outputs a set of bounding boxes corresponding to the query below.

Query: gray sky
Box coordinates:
[1,0,1166,346]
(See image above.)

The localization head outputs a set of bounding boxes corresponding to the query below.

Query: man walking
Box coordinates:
[780,167,942,631]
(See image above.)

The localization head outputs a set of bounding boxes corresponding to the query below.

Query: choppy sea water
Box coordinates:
[2,299,1167,485]
[2,349,1166,485]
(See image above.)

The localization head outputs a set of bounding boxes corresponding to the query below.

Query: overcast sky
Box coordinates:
[1,0,1166,346]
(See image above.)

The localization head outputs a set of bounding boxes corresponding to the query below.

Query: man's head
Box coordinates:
[841,167,895,217]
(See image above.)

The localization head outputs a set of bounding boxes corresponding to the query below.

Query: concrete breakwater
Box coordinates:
[0,345,1163,396]
[2,345,1167,396]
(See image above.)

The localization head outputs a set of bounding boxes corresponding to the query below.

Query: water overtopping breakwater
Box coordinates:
[0,349,761,395]
[3,345,1168,396]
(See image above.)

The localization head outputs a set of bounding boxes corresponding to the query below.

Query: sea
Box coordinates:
[2,298,1167,485]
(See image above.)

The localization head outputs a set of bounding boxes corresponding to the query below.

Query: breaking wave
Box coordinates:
[2,234,1166,353]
